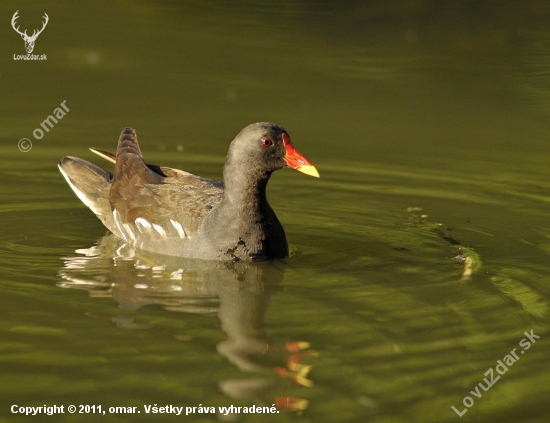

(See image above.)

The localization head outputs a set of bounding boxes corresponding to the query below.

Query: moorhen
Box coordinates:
[58,123,319,261]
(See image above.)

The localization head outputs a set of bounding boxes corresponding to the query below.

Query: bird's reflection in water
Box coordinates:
[58,234,312,413]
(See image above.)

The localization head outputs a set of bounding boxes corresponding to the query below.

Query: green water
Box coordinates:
[1,1,550,422]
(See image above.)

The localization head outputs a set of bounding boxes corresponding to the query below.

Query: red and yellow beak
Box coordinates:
[282,133,320,178]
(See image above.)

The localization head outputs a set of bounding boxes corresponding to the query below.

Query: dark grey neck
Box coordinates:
[201,158,288,261]
[221,162,272,214]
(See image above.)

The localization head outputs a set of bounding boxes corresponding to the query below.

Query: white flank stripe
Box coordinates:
[113,209,128,242]
[134,217,152,235]
[135,217,152,229]
[123,223,136,242]
[153,223,167,238]
[170,219,186,239]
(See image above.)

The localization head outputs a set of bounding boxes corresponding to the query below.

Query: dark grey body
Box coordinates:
[59,123,290,261]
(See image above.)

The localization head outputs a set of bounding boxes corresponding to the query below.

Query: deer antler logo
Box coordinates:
[11,11,49,54]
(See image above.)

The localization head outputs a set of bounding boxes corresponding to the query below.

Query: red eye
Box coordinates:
[261,137,273,148]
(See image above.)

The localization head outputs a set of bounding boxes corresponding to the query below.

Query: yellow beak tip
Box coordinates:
[297,165,320,178]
